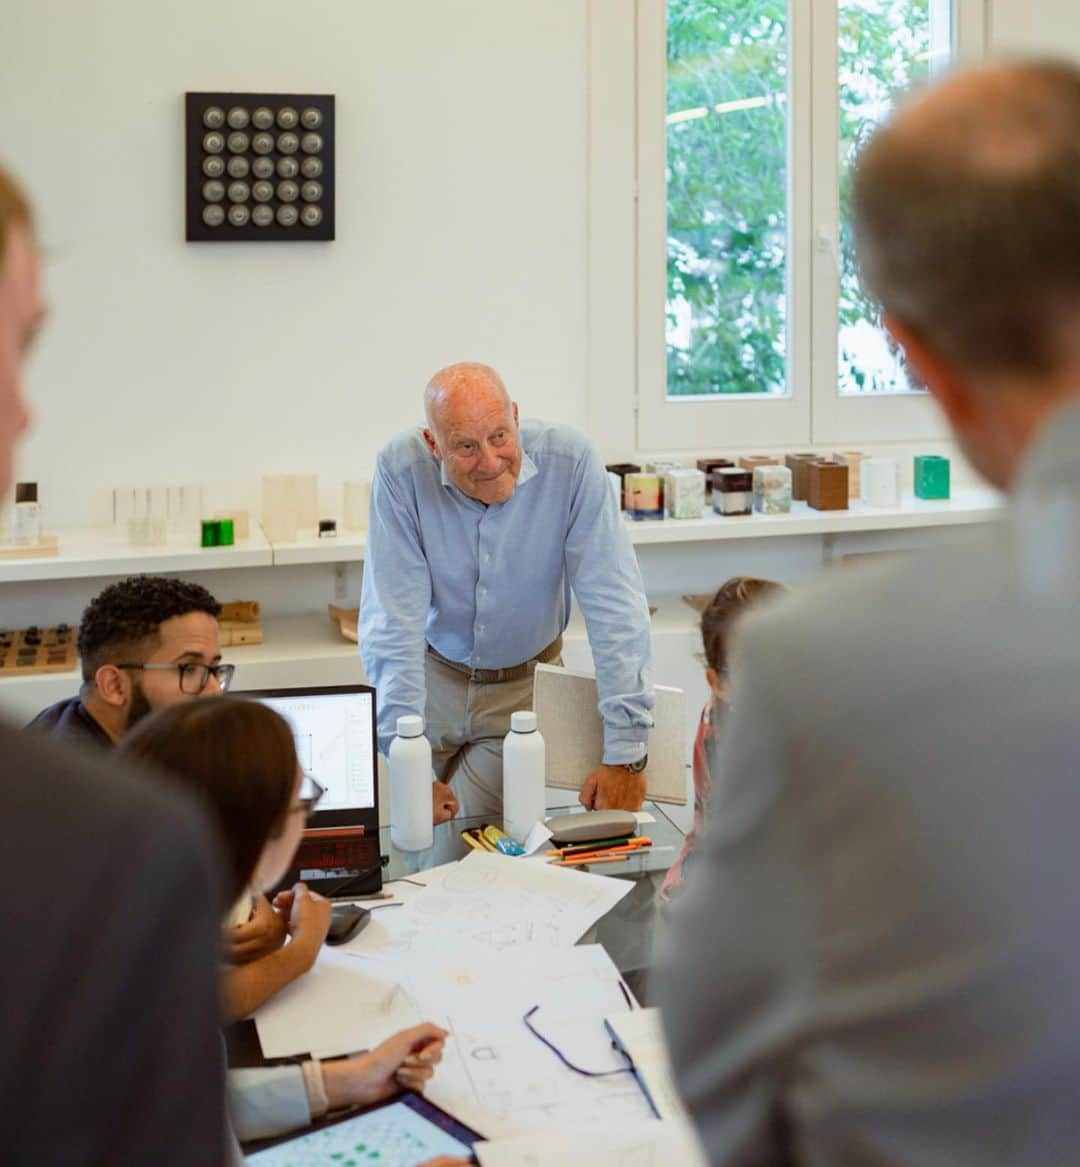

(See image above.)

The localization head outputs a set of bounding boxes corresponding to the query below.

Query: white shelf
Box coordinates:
[0,526,272,583]
[271,531,366,565]
[626,488,1003,545]
[0,491,1003,581]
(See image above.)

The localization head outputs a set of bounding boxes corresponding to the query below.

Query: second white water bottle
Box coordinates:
[389,714,434,852]
[503,710,546,845]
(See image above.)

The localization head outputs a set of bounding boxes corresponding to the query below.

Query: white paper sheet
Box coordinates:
[418,945,655,1138]
[474,1119,709,1167]
[605,1007,688,1121]
[398,850,633,953]
[254,948,425,1060]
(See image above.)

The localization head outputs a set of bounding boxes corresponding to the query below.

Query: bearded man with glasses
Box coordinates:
[26,573,232,746]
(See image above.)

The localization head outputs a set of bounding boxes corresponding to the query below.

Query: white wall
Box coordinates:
[991,0,1080,56]
[1,0,588,525]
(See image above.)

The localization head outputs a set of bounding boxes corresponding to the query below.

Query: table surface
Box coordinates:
[377,800,686,882]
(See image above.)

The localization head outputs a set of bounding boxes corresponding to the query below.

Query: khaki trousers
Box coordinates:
[423,641,562,821]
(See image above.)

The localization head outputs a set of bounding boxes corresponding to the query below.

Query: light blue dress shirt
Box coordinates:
[359,420,654,763]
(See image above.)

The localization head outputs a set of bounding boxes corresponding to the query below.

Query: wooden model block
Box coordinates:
[785,454,818,501]
[0,534,59,561]
[215,509,251,540]
[328,604,358,643]
[807,461,850,511]
[914,455,950,500]
[218,599,263,647]
[219,601,260,623]
[835,451,868,499]
[0,623,76,675]
[738,455,774,473]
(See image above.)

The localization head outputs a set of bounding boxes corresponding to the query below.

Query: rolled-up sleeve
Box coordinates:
[359,456,433,755]
[563,446,654,764]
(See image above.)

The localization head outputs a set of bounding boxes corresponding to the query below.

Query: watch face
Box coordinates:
[226,155,250,178]
[251,132,275,155]
[252,106,274,130]
[202,131,225,154]
[227,180,250,203]
[300,155,323,179]
[300,106,323,129]
[276,203,299,227]
[301,180,323,202]
[301,132,323,154]
[251,155,275,179]
[252,203,274,227]
[227,131,250,154]
[202,155,226,178]
[276,180,299,203]
[202,203,226,227]
[300,204,323,227]
[202,180,225,202]
[228,203,251,227]
[276,155,299,179]
[252,180,274,203]
[277,131,300,155]
[227,106,250,129]
[203,106,226,129]
[277,105,299,129]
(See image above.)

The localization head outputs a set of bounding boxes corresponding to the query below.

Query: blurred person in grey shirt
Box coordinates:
[661,60,1080,1167]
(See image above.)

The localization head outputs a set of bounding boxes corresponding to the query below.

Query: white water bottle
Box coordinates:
[389,714,434,852]
[503,710,546,845]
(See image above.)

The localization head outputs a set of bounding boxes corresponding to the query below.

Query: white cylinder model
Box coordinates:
[861,457,900,507]
[389,714,434,852]
[503,710,546,845]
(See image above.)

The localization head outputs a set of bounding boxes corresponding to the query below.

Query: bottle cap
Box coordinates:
[14,482,37,504]
[396,714,425,738]
[511,710,537,733]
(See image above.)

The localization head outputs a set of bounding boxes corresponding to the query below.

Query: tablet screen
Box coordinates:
[245,1093,479,1165]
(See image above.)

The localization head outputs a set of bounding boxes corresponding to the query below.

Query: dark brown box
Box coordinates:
[696,458,734,497]
[807,461,850,511]
[785,453,818,501]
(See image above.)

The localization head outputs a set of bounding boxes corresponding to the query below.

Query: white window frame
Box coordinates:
[633,0,988,453]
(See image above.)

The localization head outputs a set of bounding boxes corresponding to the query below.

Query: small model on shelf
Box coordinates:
[0,623,76,676]
[218,600,263,646]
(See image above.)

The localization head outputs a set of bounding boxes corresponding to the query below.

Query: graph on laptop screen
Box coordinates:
[253,689,376,812]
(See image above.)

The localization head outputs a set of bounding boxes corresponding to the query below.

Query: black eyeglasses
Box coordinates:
[117,661,236,694]
[293,774,326,818]
[523,1004,636,1079]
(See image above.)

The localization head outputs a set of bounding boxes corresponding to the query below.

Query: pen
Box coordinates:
[551,845,653,867]
[550,834,635,854]
[545,836,652,860]
[549,838,653,864]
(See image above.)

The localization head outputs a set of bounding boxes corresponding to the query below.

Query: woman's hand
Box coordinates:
[223,893,287,965]
[321,1023,449,1110]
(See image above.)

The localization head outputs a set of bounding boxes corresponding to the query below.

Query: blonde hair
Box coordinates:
[0,164,33,267]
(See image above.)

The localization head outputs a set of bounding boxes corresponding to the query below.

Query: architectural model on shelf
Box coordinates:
[0,534,59,560]
[0,624,76,676]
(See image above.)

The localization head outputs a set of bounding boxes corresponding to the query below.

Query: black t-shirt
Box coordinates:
[24,696,113,748]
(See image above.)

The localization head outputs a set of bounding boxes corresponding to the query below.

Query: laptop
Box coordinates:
[241,684,383,898]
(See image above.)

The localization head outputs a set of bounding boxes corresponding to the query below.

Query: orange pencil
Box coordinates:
[553,851,649,868]
[544,836,653,861]
[551,841,652,867]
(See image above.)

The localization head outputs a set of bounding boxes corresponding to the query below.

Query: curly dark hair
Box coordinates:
[78,575,221,683]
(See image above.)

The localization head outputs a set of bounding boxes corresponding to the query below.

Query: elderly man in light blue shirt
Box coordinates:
[360,362,654,825]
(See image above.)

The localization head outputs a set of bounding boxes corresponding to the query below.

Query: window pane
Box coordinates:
[837,0,951,395]
[666,0,788,399]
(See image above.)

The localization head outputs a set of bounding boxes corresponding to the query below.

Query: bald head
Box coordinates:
[422,362,522,505]
[854,59,1080,376]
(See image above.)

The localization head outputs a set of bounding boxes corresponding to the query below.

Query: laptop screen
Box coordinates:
[240,684,382,895]
[253,688,376,812]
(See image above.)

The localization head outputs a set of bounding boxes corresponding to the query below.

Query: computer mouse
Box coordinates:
[325,903,371,946]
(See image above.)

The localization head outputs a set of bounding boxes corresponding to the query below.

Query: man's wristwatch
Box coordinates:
[623,754,648,774]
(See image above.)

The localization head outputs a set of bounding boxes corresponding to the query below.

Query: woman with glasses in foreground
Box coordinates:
[121,698,451,1157]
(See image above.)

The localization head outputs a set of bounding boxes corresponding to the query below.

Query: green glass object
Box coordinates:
[217,518,235,546]
[201,519,221,548]
[914,455,950,500]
